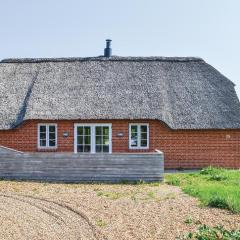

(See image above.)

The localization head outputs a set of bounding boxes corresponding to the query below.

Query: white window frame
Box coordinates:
[74,123,112,154]
[129,123,149,149]
[38,123,58,149]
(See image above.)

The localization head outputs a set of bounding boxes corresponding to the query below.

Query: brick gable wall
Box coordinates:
[0,120,239,169]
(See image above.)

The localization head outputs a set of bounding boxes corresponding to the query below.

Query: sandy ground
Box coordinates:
[0,181,239,240]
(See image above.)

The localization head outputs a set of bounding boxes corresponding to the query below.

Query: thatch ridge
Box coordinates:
[1,56,203,63]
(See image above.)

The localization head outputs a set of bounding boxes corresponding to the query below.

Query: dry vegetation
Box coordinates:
[0,180,239,240]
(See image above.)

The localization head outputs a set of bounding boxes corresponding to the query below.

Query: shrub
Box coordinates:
[179,224,240,240]
[208,196,230,210]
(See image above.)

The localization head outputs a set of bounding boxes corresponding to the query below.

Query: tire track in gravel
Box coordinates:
[0,193,107,240]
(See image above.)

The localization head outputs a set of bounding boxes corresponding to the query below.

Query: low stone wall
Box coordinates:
[0,151,164,182]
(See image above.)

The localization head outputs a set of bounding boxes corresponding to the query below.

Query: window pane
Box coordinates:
[131,132,137,138]
[77,145,83,152]
[103,136,109,145]
[49,132,55,140]
[103,127,109,135]
[141,140,147,147]
[77,136,83,144]
[131,131,138,147]
[84,145,91,152]
[95,126,102,135]
[49,125,55,133]
[141,132,147,140]
[77,127,83,135]
[96,145,102,152]
[141,125,147,133]
[131,136,138,147]
[40,125,46,133]
[49,139,56,147]
[96,136,102,144]
[84,127,91,135]
[131,125,138,133]
[84,135,91,145]
[40,139,46,147]
[40,132,46,139]
[103,145,109,152]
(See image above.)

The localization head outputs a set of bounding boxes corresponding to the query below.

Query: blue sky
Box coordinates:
[1,0,240,97]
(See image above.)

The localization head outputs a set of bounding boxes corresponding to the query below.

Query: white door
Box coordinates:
[74,124,112,153]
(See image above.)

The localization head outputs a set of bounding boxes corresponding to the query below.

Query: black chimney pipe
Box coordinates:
[104,39,112,57]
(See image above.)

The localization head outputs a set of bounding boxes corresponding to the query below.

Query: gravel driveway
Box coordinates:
[0,181,239,240]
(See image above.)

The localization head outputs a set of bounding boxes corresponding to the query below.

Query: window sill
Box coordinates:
[129,147,149,150]
[37,147,58,150]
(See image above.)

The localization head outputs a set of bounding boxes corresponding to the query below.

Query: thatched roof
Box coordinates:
[0,56,240,130]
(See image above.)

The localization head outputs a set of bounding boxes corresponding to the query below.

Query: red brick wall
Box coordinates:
[0,119,239,169]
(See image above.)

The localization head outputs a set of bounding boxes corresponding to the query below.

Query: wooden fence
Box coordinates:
[0,148,164,182]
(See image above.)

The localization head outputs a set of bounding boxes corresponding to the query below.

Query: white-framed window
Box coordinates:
[38,124,57,148]
[74,124,112,154]
[129,123,149,149]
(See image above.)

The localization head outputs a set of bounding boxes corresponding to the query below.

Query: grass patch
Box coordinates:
[95,182,164,202]
[96,219,107,227]
[162,192,176,200]
[147,191,156,199]
[165,167,240,213]
[96,191,122,200]
[96,189,160,201]
[184,217,193,225]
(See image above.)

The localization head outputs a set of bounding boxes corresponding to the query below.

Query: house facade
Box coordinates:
[0,120,239,169]
[0,42,240,169]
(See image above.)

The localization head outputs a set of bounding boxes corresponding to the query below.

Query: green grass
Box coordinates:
[165,167,240,213]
